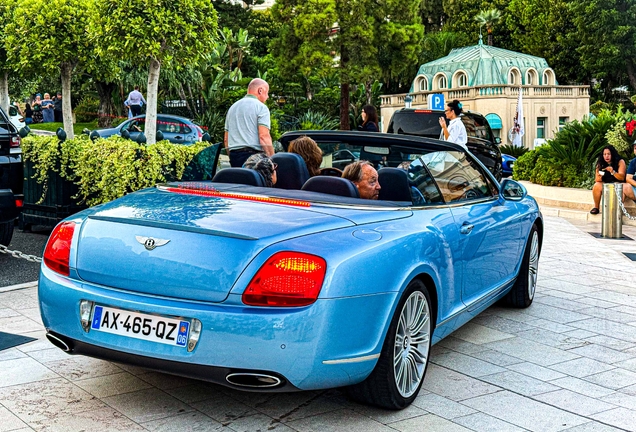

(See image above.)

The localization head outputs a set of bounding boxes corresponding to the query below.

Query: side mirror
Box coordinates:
[156,130,164,142]
[121,129,131,140]
[202,132,211,142]
[500,178,526,201]
[19,127,29,138]
[495,137,501,144]
[89,130,101,141]
[136,132,147,144]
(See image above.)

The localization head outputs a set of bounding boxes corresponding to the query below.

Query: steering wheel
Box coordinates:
[320,167,343,177]
[461,189,481,200]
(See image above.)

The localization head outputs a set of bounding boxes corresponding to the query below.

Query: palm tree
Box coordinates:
[475,9,502,46]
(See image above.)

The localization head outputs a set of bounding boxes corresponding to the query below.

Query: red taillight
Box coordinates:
[243,252,327,307]
[43,222,76,276]
[15,198,23,208]
[10,136,20,147]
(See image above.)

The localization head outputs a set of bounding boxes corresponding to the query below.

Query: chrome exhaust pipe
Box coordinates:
[46,332,72,352]
[226,373,282,388]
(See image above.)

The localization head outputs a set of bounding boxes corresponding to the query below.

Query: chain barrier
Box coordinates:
[0,245,42,263]
[615,186,636,221]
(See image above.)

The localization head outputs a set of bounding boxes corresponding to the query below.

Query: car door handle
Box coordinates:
[460,223,474,235]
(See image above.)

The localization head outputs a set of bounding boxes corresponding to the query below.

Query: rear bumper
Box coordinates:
[38,265,398,391]
[0,189,20,223]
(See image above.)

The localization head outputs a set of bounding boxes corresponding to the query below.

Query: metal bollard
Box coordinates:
[601,183,623,238]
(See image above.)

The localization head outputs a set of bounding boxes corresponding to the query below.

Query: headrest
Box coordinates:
[212,168,266,187]
[378,168,412,202]
[301,176,360,198]
[271,153,310,190]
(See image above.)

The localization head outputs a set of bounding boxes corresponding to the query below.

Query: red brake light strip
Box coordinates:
[165,187,311,208]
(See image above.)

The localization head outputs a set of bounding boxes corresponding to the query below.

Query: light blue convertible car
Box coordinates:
[39,131,542,409]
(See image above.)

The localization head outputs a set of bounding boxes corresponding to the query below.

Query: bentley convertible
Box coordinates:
[38,131,542,409]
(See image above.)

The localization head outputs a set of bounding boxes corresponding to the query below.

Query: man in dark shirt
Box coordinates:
[53,92,63,123]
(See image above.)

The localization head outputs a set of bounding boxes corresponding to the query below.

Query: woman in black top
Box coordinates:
[358,105,379,132]
[24,103,33,124]
[590,145,626,214]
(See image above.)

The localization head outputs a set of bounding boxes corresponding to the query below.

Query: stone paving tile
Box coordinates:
[600,391,636,410]
[73,371,153,398]
[26,347,71,363]
[535,289,582,301]
[431,350,507,378]
[534,296,591,311]
[411,392,477,419]
[435,336,490,355]
[0,347,27,361]
[538,279,603,295]
[582,368,636,390]
[0,358,57,388]
[549,357,616,378]
[190,392,257,424]
[483,337,580,367]
[479,371,561,396]
[0,377,106,424]
[461,390,588,432]
[42,355,123,381]
[614,357,636,373]
[514,328,590,350]
[575,306,636,324]
[562,421,631,431]
[533,389,617,416]
[562,329,599,340]
[285,409,393,432]
[101,388,193,423]
[164,382,227,404]
[0,405,28,432]
[549,377,615,399]
[421,364,500,402]
[574,297,624,309]
[29,407,146,432]
[470,314,537,334]
[590,407,636,431]
[522,318,579,334]
[141,411,230,432]
[0,291,39,309]
[389,413,472,432]
[524,303,592,324]
[220,413,297,432]
[448,323,516,345]
[0,316,42,334]
[467,349,525,367]
[0,307,21,318]
[136,371,200,390]
[567,344,635,364]
[584,334,636,352]
[452,412,527,432]
[506,362,567,381]
[351,402,428,424]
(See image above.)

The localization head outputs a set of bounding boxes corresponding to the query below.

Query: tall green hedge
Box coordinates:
[22,135,213,206]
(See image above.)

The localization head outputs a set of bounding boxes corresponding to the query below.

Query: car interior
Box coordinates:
[207,136,501,208]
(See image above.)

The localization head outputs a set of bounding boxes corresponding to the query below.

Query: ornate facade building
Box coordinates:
[380,37,590,148]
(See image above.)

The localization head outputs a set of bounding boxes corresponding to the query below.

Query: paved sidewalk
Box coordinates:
[1,216,636,432]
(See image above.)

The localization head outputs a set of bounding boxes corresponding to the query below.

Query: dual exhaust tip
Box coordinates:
[46,332,283,389]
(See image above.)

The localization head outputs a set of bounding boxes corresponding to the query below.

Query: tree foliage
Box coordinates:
[6,0,94,138]
[94,0,218,144]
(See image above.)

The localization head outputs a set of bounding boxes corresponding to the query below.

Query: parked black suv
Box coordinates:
[386,109,503,180]
[0,107,22,246]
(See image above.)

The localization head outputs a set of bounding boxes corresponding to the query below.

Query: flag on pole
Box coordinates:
[511,87,524,146]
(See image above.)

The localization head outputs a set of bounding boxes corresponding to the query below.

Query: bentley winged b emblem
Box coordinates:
[135,236,170,251]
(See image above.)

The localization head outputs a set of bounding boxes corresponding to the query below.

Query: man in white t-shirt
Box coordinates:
[438,99,468,150]
[224,78,274,167]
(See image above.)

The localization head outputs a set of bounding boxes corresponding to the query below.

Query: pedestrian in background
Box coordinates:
[224,78,273,167]
[358,105,379,132]
[32,94,43,123]
[439,99,468,149]
[590,145,626,214]
[24,100,33,125]
[53,92,63,122]
[41,93,55,123]
[127,86,146,117]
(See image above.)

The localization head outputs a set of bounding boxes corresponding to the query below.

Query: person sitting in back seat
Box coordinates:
[243,153,277,187]
[342,161,381,200]
[288,136,323,177]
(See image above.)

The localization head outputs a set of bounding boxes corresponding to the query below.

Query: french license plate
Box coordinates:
[91,305,190,347]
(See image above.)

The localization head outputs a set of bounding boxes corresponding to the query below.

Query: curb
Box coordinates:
[0,281,38,293]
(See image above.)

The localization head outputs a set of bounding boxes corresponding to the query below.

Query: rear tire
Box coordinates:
[493,162,503,182]
[504,224,540,308]
[0,221,14,246]
[346,279,432,409]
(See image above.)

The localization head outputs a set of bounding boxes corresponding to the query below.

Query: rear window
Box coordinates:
[388,111,441,138]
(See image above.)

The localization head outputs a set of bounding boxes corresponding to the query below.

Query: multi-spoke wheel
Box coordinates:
[504,223,540,308]
[393,290,431,398]
[346,280,433,409]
